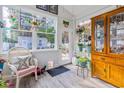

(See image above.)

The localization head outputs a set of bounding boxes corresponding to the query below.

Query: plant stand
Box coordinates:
[77,65,89,78]
[76,59,89,78]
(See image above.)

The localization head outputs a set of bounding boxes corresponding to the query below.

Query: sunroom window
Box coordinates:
[0,6,57,53]
[2,30,32,52]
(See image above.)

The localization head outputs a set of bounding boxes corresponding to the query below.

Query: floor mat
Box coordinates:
[47,66,70,77]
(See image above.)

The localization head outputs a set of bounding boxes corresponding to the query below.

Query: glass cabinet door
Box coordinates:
[94,18,105,53]
[109,12,124,54]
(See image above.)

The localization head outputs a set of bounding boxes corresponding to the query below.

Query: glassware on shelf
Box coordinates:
[95,19,104,52]
[109,12,124,54]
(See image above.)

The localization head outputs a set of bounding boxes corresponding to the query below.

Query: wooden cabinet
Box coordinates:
[92,16,107,54]
[91,7,124,87]
[93,61,107,80]
[107,64,124,87]
[107,8,124,55]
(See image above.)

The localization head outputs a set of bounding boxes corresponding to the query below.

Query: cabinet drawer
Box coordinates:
[116,59,124,67]
[106,57,115,64]
[92,55,106,61]
[92,55,115,64]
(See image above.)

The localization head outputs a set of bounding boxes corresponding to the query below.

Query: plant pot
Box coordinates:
[78,61,87,68]
[78,46,83,52]
[0,63,4,71]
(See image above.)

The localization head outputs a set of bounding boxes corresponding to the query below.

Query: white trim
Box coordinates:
[2,5,58,19]
[0,6,58,52]
[30,48,58,53]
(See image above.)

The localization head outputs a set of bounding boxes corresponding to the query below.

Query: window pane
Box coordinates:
[46,18,56,33]
[20,10,34,30]
[2,30,32,52]
[36,16,47,32]
[1,6,57,52]
[2,7,19,29]
[37,33,55,49]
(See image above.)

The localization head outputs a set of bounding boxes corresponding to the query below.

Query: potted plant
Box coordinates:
[29,18,40,31]
[77,57,88,67]
[87,36,91,53]
[76,25,85,34]
[78,43,84,52]
[63,20,69,28]
[0,79,7,88]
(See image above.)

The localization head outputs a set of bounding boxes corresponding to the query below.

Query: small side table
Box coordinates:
[77,62,89,78]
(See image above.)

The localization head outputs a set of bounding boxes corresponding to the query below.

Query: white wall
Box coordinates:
[2,5,117,69]
[74,5,117,48]
[19,5,75,68]
[76,5,116,25]
[0,5,75,70]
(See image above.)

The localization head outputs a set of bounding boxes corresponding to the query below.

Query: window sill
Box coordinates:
[30,49,58,53]
[1,48,58,55]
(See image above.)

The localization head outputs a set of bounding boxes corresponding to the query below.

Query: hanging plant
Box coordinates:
[63,20,69,28]
[76,25,85,34]
[78,43,84,52]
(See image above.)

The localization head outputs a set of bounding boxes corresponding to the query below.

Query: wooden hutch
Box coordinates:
[91,7,124,87]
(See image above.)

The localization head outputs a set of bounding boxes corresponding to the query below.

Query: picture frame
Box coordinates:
[36,5,49,11]
[49,5,58,15]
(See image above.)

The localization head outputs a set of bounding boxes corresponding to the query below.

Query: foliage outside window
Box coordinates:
[1,6,57,52]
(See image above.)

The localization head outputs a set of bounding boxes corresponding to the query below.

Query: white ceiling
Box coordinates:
[63,5,116,20]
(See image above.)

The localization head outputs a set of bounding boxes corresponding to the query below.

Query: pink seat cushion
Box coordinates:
[17,66,36,76]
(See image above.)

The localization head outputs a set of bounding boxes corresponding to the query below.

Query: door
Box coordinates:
[93,61,107,80]
[60,30,72,65]
[107,8,124,55]
[92,16,106,54]
[108,64,124,87]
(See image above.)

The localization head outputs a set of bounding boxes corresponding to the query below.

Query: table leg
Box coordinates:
[77,66,79,76]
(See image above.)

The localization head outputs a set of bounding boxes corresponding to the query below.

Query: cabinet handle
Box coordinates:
[104,69,106,72]
[101,57,105,60]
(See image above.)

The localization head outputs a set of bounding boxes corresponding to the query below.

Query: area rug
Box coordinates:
[47,66,70,77]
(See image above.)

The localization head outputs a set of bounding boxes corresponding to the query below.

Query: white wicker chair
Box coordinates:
[7,47,38,88]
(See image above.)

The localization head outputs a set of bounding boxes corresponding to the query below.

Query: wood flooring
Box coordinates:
[19,64,115,88]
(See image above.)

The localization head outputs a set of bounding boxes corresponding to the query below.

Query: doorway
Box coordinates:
[60,31,72,65]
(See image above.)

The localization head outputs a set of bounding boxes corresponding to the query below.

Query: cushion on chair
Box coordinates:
[10,55,31,70]
[17,66,36,76]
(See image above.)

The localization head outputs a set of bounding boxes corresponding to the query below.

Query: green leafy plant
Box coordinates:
[78,43,83,46]
[63,20,69,27]
[47,27,55,33]
[0,80,7,88]
[78,43,84,52]
[76,26,85,33]
[79,57,88,63]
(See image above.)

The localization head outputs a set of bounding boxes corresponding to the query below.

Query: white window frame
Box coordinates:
[0,5,58,53]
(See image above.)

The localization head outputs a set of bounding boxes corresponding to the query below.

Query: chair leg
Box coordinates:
[35,68,38,80]
[16,77,20,88]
